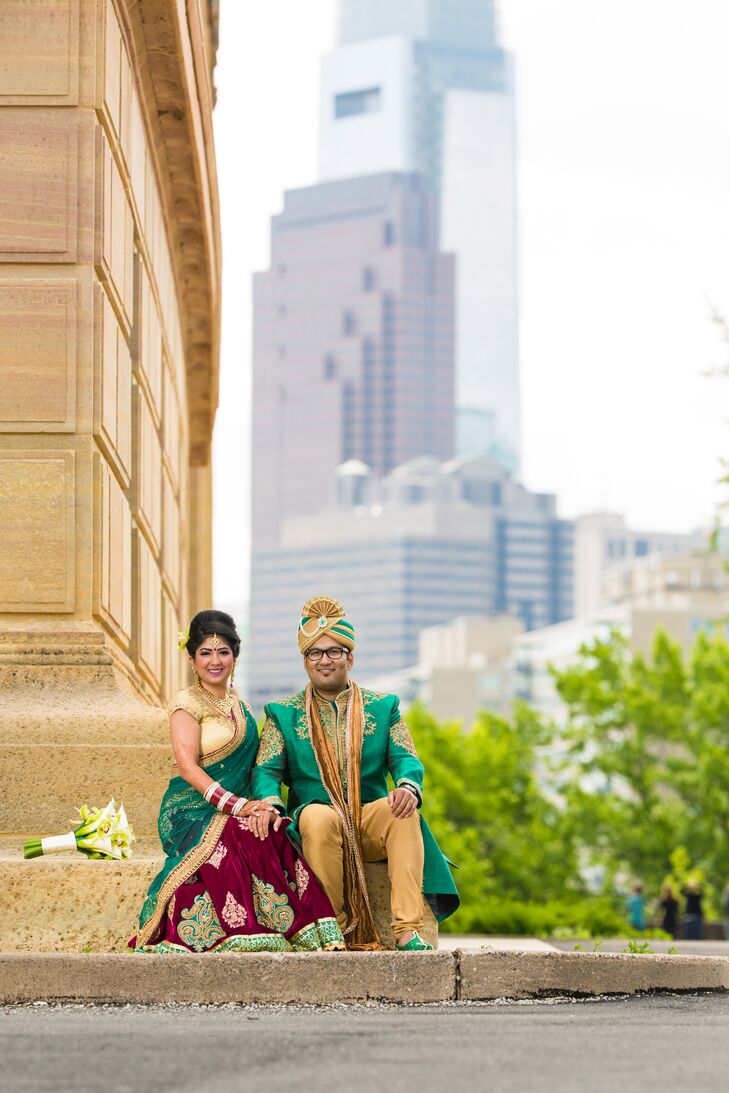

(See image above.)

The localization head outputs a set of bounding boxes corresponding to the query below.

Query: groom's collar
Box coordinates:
[313,680,351,704]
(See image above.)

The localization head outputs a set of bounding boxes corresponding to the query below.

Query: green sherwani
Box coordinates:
[252,685,459,921]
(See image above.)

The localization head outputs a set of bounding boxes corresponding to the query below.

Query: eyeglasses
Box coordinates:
[305,647,349,662]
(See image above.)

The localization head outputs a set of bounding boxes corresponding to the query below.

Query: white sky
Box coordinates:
[211,0,729,610]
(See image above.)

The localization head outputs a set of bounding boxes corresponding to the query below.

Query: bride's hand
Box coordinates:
[241,800,283,840]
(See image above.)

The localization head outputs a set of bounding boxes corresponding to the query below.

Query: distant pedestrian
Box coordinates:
[658,883,679,940]
[721,878,729,941]
[626,884,645,931]
[682,880,704,941]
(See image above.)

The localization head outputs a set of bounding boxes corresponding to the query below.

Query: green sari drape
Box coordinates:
[135,697,259,949]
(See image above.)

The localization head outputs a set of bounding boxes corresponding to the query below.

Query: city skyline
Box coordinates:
[212,0,729,611]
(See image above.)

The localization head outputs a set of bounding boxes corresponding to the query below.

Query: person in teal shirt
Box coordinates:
[252,596,459,951]
[626,884,646,931]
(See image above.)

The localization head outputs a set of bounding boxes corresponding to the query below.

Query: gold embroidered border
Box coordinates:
[199,696,249,767]
[170,694,249,776]
[135,812,228,948]
[134,932,295,955]
[289,917,346,952]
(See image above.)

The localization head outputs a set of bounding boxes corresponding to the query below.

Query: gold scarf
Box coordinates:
[305,680,383,950]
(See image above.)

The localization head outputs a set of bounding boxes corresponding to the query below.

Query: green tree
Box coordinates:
[552,627,729,907]
[410,702,585,932]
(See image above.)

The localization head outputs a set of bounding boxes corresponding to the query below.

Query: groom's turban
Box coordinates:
[297,596,356,655]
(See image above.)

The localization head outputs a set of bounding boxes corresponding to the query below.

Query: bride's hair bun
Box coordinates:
[185,609,241,657]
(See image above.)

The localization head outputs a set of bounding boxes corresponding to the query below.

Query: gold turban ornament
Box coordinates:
[297,596,356,655]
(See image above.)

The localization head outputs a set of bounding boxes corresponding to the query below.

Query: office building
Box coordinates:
[248,455,573,709]
[319,0,520,467]
[575,513,707,616]
[251,172,455,547]
[513,550,728,722]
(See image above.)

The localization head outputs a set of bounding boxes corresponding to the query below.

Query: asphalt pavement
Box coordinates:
[2,994,729,1093]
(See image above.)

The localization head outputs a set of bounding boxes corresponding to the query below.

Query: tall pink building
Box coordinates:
[251,172,455,548]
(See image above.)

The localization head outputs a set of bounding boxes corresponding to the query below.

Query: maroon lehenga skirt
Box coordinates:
[131,817,344,953]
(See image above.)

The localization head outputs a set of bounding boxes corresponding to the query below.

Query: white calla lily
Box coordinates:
[24,799,136,860]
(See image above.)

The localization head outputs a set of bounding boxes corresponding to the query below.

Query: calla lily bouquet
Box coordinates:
[23,799,136,861]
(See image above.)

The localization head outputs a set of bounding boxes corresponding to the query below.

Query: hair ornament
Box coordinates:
[177,627,190,651]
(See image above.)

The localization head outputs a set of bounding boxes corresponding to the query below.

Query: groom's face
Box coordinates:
[304,635,354,693]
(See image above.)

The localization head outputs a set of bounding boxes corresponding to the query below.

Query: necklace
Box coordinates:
[194,677,235,720]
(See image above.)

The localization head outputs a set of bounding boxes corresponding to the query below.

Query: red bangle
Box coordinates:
[206,781,246,815]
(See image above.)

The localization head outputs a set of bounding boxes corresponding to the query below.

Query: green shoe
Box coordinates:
[397,931,433,952]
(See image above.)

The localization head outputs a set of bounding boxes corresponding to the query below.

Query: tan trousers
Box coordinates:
[299,797,425,939]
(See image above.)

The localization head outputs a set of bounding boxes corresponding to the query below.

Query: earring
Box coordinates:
[229,662,236,690]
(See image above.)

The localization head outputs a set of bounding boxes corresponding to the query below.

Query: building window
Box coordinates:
[607,539,626,559]
[334,87,381,119]
[324,354,337,380]
[634,539,649,557]
[383,221,395,247]
[362,266,376,291]
[342,309,356,336]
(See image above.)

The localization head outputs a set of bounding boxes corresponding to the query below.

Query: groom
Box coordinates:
[252,596,459,950]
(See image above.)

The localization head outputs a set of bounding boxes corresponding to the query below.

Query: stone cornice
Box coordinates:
[114,0,222,466]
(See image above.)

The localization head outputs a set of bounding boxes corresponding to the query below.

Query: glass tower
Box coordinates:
[320,0,520,471]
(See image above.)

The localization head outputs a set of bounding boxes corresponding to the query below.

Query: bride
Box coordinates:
[131,609,345,952]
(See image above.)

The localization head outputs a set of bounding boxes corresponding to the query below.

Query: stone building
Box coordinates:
[0,0,221,928]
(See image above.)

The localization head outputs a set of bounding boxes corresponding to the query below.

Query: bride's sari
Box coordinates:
[130,688,344,953]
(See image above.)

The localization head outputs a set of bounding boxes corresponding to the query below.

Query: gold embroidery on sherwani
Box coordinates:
[295,859,310,897]
[277,691,308,738]
[222,892,248,928]
[389,719,418,757]
[361,690,384,736]
[255,717,285,764]
[176,892,226,951]
[167,894,176,922]
[251,873,295,933]
[208,841,227,869]
[316,698,336,745]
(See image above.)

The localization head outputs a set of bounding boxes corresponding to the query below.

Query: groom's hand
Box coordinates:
[388,787,418,819]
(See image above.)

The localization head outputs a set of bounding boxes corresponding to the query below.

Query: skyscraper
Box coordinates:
[251,171,455,548]
[319,0,520,469]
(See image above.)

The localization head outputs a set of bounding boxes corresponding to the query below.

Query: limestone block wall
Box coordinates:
[0,0,221,841]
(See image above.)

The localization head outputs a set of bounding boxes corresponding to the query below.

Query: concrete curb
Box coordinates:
[0,951,456,1005]
[458,950,729,1000]
[1,949,728,1005]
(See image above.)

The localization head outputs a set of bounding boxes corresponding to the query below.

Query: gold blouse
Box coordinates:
[168,686,237,760]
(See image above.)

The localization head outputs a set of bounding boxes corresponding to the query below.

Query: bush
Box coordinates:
[440,897,633,939]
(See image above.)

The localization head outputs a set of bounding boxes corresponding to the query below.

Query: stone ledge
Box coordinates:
[0,951,455,1005]
[1,949,728,1006]
[0,856,438,953]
